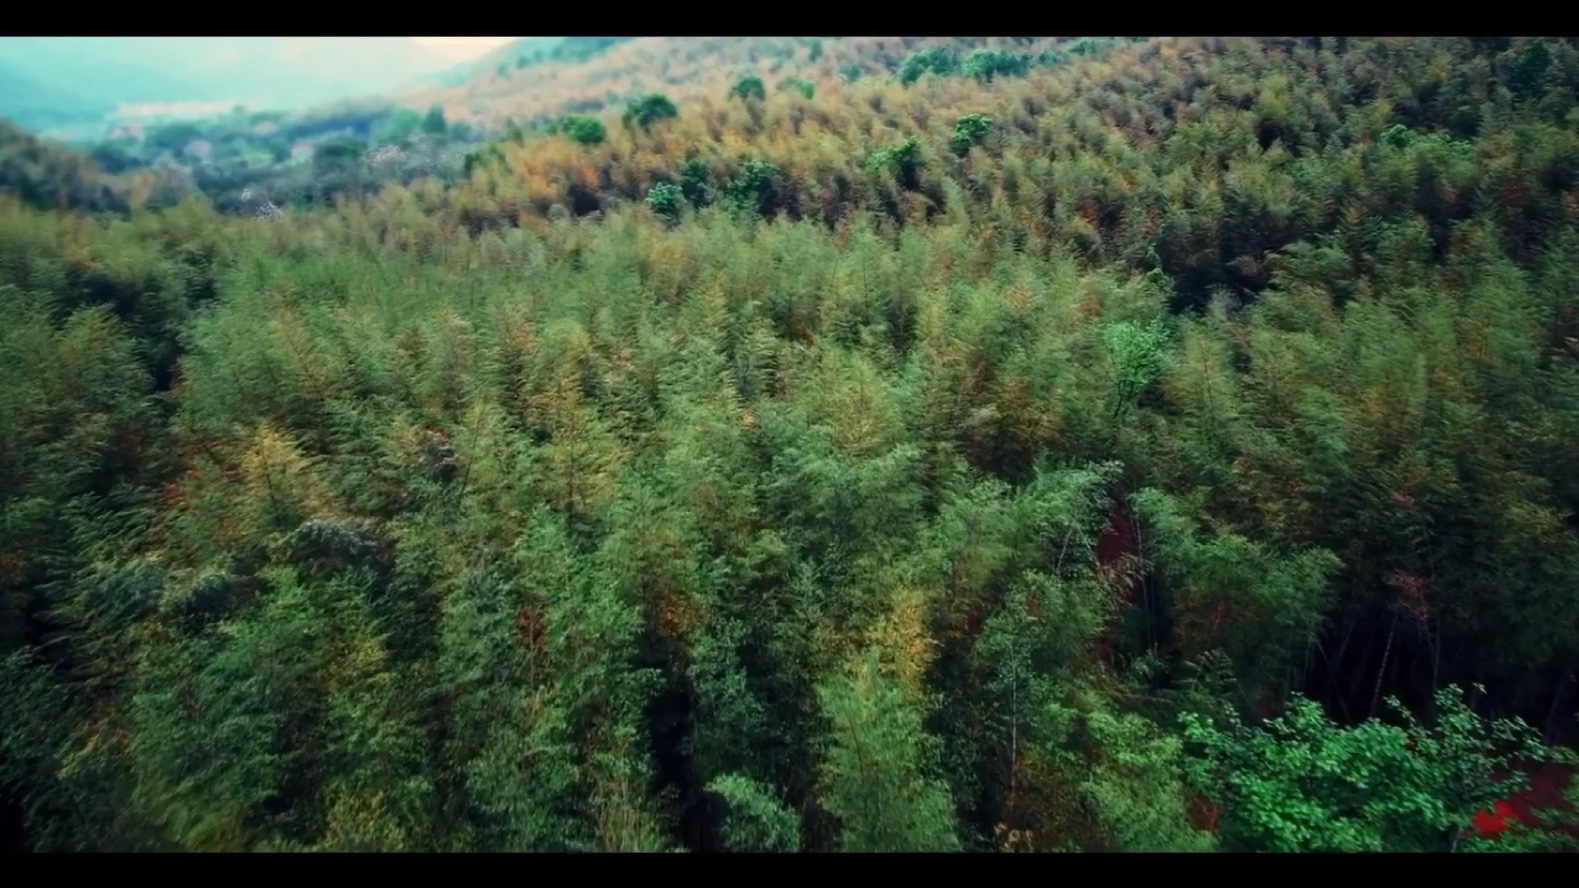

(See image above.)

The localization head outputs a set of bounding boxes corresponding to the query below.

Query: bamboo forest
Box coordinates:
[2,35,1579,853]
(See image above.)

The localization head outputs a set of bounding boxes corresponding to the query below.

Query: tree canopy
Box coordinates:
[2,35,1578,853]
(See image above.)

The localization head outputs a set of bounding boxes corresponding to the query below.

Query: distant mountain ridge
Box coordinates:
[0,63,114,131]
[0,37,465,132]
[417,38,567,88]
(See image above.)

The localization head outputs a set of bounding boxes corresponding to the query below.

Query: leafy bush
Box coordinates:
[679,157,712,208]
[624,94,679,129]
[730,76,767,102]
[898,48,960,86]
[1182,689,1557,853]
[866,136,923,189]
[777,77,815,100]
[645,181,683,220]
[963,49,1031,82]
[949,113,993,156]
[723,158,783,218]
[560,115,607,146]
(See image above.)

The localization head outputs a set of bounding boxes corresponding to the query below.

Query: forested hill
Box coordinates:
[409,37,1077,125]
[0,118,133,212]
[3,36,1579,853]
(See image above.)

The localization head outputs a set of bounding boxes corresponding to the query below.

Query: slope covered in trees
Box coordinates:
[410,37,1080,127]
[2,35,1579,853]
[0,119,135,213]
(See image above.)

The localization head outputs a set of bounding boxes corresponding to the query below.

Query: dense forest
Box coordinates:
[3,35,1579,853]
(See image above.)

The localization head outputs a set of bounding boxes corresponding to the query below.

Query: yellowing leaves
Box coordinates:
[235,423,340,534]
[319,790,411,851]
[796,351,902,458]
[866,583,938,699]
[324,633,391,698]
[531,384,625,522]
[271,309,335,402]
[654,587,706,649]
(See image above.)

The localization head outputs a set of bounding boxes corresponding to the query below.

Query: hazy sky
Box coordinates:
[410,37,522,62]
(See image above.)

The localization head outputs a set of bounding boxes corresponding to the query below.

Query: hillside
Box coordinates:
[0,38,201,110]
[38,38,1112,219]
[0,117,134,212]
[3,36,1579,854]
[418,37,569,88]
[411,36,1070,124]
